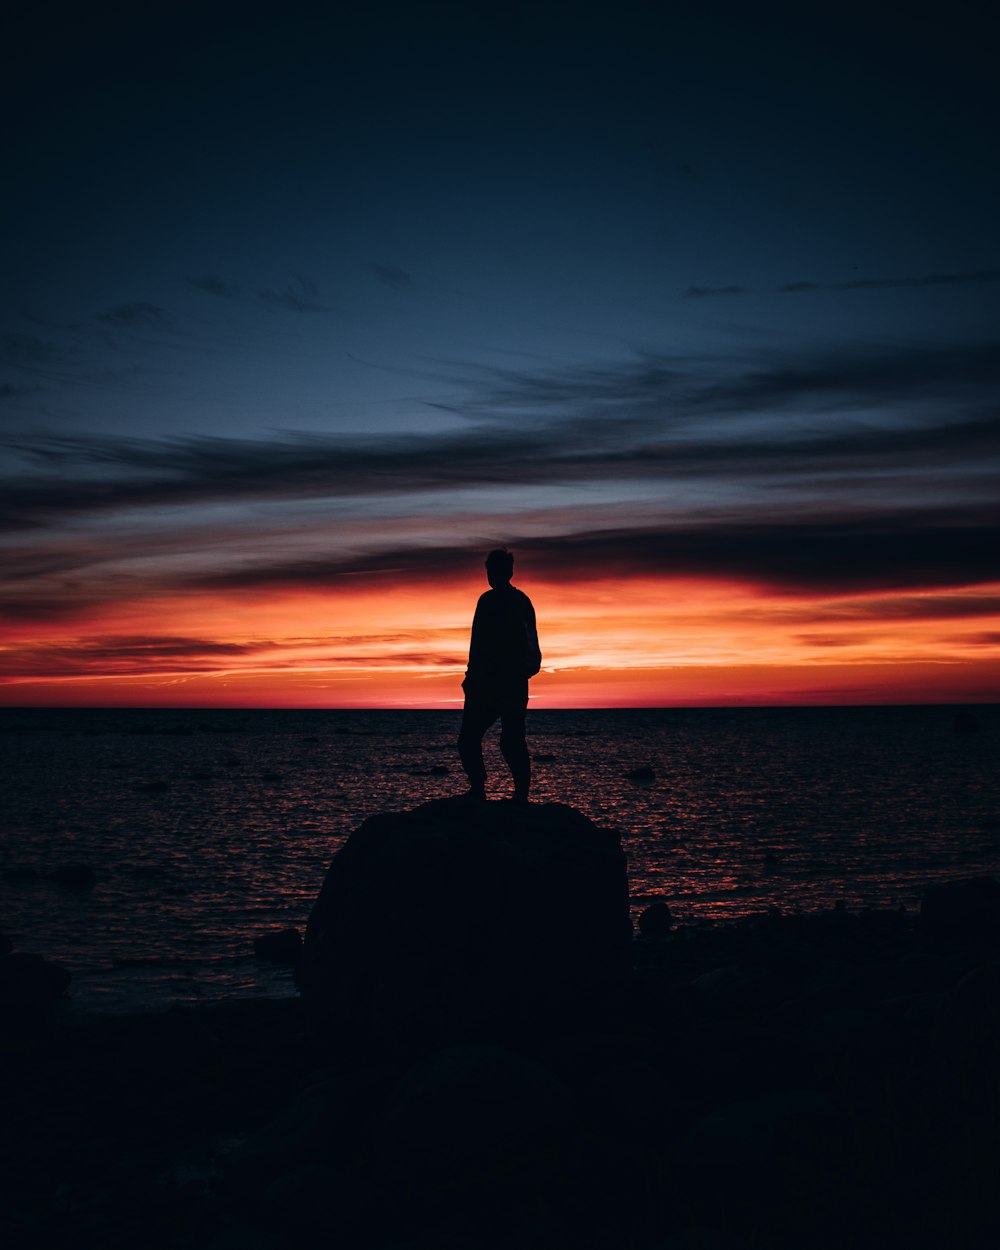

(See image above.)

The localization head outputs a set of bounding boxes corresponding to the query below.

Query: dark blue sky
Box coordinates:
[1,1,998,704]
[5,1,997,436]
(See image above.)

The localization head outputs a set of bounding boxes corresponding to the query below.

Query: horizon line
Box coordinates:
[1,701,995,713]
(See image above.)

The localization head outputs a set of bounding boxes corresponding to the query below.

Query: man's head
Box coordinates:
[485,548,514,588]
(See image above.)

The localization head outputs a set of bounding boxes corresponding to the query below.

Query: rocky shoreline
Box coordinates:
[4,804,1000,1249]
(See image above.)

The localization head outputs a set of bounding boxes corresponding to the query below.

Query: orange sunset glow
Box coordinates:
[3,574,998,708]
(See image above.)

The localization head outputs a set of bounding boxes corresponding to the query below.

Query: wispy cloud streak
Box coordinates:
[2,336,997,632]
[682,269,1000,298]
[165,509,997,597]
[3,338,996,529]
[184,273,335,314]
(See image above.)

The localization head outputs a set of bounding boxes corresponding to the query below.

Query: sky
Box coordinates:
[1,0,998,708]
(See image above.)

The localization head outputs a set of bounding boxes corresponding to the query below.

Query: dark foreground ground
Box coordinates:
[3,896,1000,1250]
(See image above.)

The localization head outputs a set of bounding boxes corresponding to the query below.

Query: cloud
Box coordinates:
[447,339,1000,422]
[516,515,1000,595]
[0,333,59,368]
[815,592,1000,622]
[0,337,997,531]
[795,634,874,647]
[682,285,747,298]
[257,276,332,313]
[185,272,334,313]
[186,274,243,298]
[0,633,468,678]
[0,332,93,388]
[160,506,999,599]
[370,262,415,290]
[97,302,170,328]
[1,335,997,620]
[0,635,270,678]
[3,504,997,623]
[0,382,34,398]
[823,269,1000,292]
[684,269,1000,298]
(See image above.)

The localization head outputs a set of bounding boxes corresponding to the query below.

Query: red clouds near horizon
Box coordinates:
[2,317,998,710]
[3,570,998,707]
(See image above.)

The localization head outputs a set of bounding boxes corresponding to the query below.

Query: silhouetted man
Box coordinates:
[458,548,541,802]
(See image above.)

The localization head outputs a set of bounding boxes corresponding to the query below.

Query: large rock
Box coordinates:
[688,1088,842,1169]
[367,1044,575,1204]
[253,927,302,964]
[0,951,73,1046]
[298,797,631,1054]
[920,876,1000,940]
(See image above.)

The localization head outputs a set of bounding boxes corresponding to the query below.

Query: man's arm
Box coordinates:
[463,593,488,686]
[523,597,541,678]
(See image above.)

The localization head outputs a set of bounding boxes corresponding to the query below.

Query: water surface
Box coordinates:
[1,706,996,1011]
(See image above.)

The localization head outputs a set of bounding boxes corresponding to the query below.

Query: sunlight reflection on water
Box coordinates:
[0,706,997,1011]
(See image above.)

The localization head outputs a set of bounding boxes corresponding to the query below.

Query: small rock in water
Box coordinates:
[637,901,673,937]
[4,865,39,881]
[136,779,170,793]
[426,764,449,775]
[953,710,981,733]
[261,771,284,782]
[254,928,303,964]
[624,765,656,781]
[920,876,1000,939]
[50,863,97,889]
[0,950,72,1000]
[0,950,72,1043]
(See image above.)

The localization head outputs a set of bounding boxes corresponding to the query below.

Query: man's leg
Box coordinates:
[458,698,498,797]
[499,686,530,801]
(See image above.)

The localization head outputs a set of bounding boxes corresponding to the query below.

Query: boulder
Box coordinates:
[920,876,1000,940]
[934,963,1000,1068]
[256,1163,354,1236]
[49,864,97,889]
[690,964,793,1016]
[366,1044,575,1202]
[0,951,72,1045]
[228,1065,395,1185]
[688,1088,841,1169]
[298,797,631,1054]
[637,901,673,937]
[800,1007,897,1061]
[0,950,72,999]
[253,928,302,964]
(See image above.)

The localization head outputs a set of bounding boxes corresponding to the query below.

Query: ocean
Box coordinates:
[1,705,997,1013]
